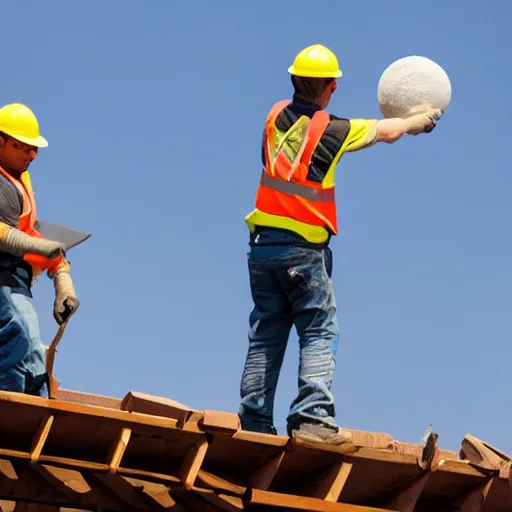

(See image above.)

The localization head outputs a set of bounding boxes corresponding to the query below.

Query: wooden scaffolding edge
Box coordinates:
[0,390,182,431]
[1,391,510,485]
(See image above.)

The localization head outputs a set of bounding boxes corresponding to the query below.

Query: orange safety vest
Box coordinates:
[0,166,63,281]
[254,100,338,236]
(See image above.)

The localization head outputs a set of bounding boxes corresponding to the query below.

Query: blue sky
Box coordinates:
[4,1,511,453]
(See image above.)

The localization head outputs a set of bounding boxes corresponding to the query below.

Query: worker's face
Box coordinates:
[0,135,38,176]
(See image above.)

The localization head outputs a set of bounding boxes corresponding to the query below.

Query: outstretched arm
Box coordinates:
[343,108,443,153]
[375,108,442,143]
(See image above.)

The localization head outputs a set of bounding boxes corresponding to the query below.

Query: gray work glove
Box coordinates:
[52,271,79,325]
[0,224,65,259]
[406,108,443,136]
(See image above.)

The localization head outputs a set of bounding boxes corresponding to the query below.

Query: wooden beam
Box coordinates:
[54,388,122,409]
[384,473,429,512]
[118,466,181,486]
[310,460,353,502]
[0,501,15,512]
[248,451,286,490]
[84,472,164,511]
[291,436,358,456]
[0,460,18,480]
[181,412,205,434]
[38,465,91,494]
[178,440,209,491]
[120,392,195,426]
[200,410,240,435]
[0,461,104,510]
[30,414,54,463]
[106,428,132,474]
[192,488,244,511]
[27,464,82,503]
[121,476,182,509]
[458,477,497,512]
[196,469,246,495]
[0,390,180,430]
[245,488,397,512]
[38,454,109,473]
[232,429,289,448]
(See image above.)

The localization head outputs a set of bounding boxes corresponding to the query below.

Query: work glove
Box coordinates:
[0,223,66,259]
[406,107,443,136]
[52,271,79,325]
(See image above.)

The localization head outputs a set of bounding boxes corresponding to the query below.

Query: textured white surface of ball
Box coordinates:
[377,56,452,118]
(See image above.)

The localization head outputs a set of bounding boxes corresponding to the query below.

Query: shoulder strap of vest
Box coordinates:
[263,100,292,178]
[0,167,35,225]
[299,110,331,167]
[265,100,291,126]
[20,171,37,226]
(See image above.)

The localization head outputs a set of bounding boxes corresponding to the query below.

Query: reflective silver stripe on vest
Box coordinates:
[260,171,334,202]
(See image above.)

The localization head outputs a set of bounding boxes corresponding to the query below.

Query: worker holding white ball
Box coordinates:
[239,45,450,444]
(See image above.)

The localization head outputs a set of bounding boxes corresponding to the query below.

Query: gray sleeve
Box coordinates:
[0,175,22,228]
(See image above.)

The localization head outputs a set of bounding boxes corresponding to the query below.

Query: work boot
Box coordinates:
[290,422,353,445]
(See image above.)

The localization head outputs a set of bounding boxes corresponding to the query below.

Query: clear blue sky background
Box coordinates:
[3,2,510,454]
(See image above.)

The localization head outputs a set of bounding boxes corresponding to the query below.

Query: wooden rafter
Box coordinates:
[179,439,210,490]
[248,451,285,490]
[245,488,397,511]
[310,460,353,502]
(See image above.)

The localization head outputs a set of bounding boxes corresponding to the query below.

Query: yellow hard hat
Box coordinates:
[0,103,48,148]
[288,44,342,79]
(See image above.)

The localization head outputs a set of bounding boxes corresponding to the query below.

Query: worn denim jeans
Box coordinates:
[239,228,339,435]
[0,262,48,397]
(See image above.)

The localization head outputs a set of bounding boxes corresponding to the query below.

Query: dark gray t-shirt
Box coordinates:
[0,172,23,228]
[0,172,28,273]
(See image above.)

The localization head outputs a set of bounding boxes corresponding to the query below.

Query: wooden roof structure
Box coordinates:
[0,387,510,512]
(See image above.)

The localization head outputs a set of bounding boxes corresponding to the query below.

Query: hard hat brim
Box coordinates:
[288,65,343,78]
[9,133,48,148]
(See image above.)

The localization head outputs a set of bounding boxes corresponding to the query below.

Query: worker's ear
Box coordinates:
[0,136,5,148]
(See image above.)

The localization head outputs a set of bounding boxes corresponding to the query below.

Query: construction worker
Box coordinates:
[0,103,79,397]
[238,45,441,443]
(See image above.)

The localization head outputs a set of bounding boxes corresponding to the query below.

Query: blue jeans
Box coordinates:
[239,228,339,435]
[0,262,48,397]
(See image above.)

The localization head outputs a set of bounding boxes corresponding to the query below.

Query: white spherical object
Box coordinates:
[377,56,452,118]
